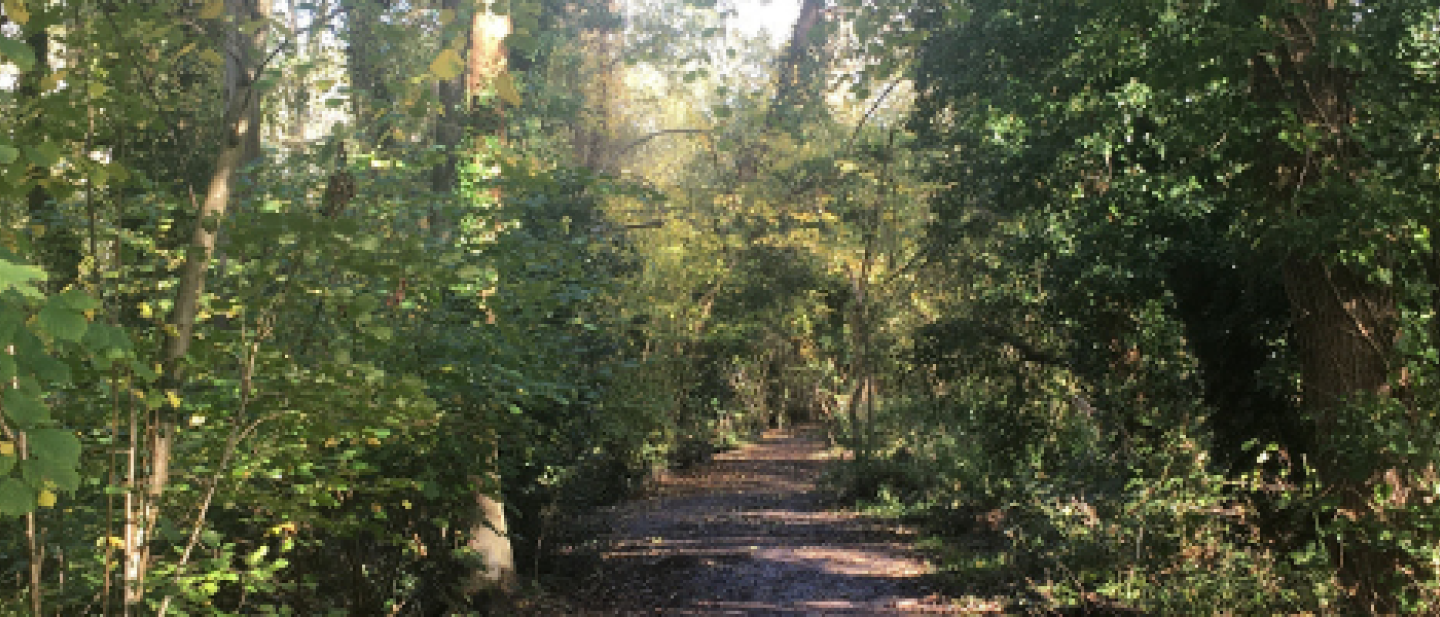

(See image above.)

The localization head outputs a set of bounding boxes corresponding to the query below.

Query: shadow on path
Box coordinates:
[551,426,1000,615]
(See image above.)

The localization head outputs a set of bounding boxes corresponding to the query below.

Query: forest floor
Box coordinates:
[516,425,1009,615]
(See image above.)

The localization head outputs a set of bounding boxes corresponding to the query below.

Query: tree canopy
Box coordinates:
[3,0,1440,613]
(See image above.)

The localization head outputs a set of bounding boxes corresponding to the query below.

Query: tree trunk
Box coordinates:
[150,1,266,613]
[461,463,517,597]
[430,0,465,197]
[17,9,81,293]
[345,0,394,148]
[12,16,61,614]
[1251,0,1406,610]
[772,0,826,118]
[574,1,622,172]
[1282,257,1401,611]
[457,9,518,601]
[739,0,827,181]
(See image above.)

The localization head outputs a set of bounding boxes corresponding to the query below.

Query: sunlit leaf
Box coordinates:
[430,48,465,81]
[41,70,65,92]
[3,0,29,25]
[494,71,522,106]
[200,48,224,67]
[199,0,226,19]
[0,258,45,293]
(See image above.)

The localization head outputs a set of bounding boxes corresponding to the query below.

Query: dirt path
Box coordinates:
[537,426,1001,615]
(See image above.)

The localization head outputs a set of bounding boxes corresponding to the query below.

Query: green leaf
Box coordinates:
[199,0,225,19]
[0,454,14,476]
[81,321,115,351]
[27,429,80,463]
[38,299,87,342]
[54,289,99,312]
[0,35,36,72]
[24,142,62,168]
[0,258,46,294]
[429,48,465,81]
[0,144,18,165]
[129,359,158,382]
[21,458,81,492]
[2,389,49,428]
[246,545,270,566]
[2,0,28,25]
[25,353,70,383]
[0,478,36,516]
[0,305,20,345]
[350,295,380,317]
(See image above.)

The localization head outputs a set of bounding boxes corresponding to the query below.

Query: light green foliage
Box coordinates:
[5,0,1437,613]
[0,253,133,517]
[0,0,668,611]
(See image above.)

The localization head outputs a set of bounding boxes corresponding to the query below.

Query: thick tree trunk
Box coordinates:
[773,0,825,116]
[1251,0,1407,610]
[740,0,826,181]
[164,0,267,382]
[1282,257,1401,611]
[1282,258,1398,439]
[461,463,517,597]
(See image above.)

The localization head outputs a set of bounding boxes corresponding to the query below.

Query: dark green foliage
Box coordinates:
[1164,247,1302,474]
[8,0,1440,613]
[872,0,1440,612]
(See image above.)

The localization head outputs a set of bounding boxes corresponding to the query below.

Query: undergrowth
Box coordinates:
[826,395,1341,615]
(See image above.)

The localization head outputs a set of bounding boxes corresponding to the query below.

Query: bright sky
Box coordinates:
[730,0,801,43]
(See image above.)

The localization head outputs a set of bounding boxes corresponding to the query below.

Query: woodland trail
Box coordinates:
[524,425,1003,615]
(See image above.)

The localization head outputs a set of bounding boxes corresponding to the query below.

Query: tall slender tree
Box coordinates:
[459,6,518,600]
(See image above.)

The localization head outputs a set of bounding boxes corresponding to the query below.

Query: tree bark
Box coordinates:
[458,9,518,600]
[1250,0,1405,610]
[739,0,826,181]
[574,1,623,172]
[164,0,267,386]
[345,0,394,147]
[150,1,266,613]
[1282,257,1400,610]
[430,0,465,199]
[772,0,826,117]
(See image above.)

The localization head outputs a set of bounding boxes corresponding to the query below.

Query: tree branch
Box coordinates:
[616,128,711,158]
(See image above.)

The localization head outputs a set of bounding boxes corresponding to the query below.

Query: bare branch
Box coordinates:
[617,128,712,157]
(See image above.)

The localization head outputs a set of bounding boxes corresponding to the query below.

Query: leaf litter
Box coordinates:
[519,426,1006,615]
